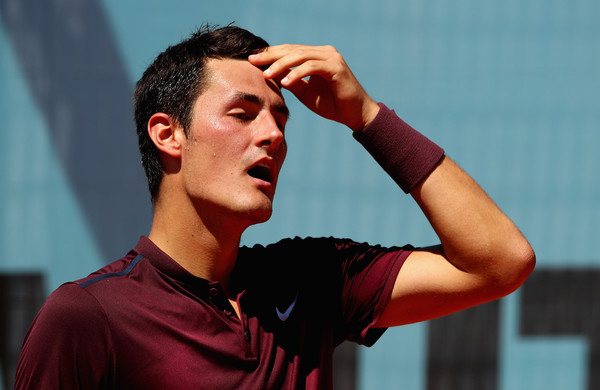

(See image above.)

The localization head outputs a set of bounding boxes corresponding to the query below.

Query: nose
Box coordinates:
[256,114,285,151]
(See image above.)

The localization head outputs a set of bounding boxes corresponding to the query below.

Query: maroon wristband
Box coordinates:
[353,103,445,193]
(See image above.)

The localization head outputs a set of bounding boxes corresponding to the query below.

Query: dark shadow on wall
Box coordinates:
[333,342,357,390]
[427,300,500,390]
[0,0,152,263]
[521,269,600,390]
[0,274,45,390]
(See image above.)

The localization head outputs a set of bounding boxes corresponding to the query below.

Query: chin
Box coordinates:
[247,208,273,224]
[237,201,273,225]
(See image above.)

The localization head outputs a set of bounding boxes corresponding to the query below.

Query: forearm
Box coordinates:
[411,156,535,289]
[355,104,534,291]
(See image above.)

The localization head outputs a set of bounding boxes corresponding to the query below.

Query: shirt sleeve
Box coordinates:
[332,239,412,346]
[15,283,114,390]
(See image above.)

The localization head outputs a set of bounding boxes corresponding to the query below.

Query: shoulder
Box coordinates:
[29,282,109,340]
[24,252,146,344]
[238,237,342,272]
[16,283,113,389]
[74,252,144,288]
[240,236,412,261]
[237,236,412,281]
[241,236,362,257]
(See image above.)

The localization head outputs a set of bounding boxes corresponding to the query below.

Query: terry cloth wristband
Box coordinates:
[353,103,445,193]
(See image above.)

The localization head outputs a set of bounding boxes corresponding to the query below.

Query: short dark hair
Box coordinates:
[134,25,269,203]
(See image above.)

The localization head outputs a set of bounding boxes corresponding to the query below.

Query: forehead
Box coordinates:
[202,58,285,104]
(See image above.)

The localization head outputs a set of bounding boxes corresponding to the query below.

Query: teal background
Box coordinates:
[1,0,599,389]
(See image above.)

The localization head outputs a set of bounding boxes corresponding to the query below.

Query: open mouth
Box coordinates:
[248,165,272,183]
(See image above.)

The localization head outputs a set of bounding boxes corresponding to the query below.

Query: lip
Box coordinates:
[247,157,277,188]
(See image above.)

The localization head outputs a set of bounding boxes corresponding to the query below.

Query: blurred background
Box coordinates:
[0,0,598,389]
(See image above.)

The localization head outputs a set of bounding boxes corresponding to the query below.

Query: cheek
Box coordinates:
[203,126,249,159]
[186,129,241,165]
[277,143,288,168]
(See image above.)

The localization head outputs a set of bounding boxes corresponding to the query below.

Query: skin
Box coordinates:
[148,58,288,300]
[148,44,535,326]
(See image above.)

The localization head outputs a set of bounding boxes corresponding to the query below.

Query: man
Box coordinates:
[15,25,535,389]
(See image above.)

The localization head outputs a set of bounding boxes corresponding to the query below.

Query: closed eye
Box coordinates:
[231,111,251,120]
[274,113,288,132]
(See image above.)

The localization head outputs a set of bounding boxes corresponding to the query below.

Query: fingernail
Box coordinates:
[264,68,273,76]
[281,76,289,85]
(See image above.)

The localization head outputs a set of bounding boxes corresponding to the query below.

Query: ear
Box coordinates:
[147,113,185,158]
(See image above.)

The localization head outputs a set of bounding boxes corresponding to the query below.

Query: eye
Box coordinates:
[274,114,288,132]
[231,112,252,121]
[228,106,260,123]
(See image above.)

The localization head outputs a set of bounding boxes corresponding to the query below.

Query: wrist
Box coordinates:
[353,103,445,193]
[352,99,381,132]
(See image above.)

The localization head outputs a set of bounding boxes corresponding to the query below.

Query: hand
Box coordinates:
[248,44,380,131]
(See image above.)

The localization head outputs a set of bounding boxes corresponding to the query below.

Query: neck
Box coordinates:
[148,194,249,294]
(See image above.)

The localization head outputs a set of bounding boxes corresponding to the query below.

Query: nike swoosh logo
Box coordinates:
[276,290,299,321]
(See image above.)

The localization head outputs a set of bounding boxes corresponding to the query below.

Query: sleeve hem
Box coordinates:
[360,248,412,346]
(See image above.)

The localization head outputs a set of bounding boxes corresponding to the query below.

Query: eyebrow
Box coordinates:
[233,92,290,119]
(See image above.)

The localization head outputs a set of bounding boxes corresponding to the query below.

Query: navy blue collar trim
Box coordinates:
[78,254,145,288]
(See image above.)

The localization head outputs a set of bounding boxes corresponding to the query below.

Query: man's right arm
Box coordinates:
[249,44,535,328]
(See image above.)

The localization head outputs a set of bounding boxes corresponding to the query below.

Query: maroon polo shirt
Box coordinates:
[15,236,410,389]
[16,103,444,389]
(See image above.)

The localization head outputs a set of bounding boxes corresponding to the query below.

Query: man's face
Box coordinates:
[180,58,289,227]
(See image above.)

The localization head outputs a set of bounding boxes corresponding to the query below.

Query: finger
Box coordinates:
[247,44,298,64]
[271,68,292,88]
[267,55,331,81]
[281,77,329,117]
[248,45,292,69]
[249,44,330,63]
[281,77,308,101]
[279,59,343,87]
[249,45,336,78]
